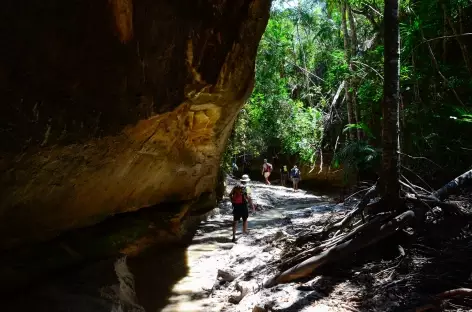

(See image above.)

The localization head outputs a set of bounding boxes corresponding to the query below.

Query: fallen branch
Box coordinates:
[325,183,378,233]
[342,187,371,202]
[400,180,422,197]
[433,168,472,200]
[283,229,362,270]
[405,194,467,217]
[416,288,472,312]
[265,210,415,287]
[401,174,432,195]
[332,212,393,245]
[402,165,434,192]
[332,82,345,107]
[279,245,326,271]
[399,152,443,169]
[295,229,324,246]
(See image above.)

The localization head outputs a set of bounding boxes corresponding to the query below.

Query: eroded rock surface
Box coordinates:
[0,0,270,249]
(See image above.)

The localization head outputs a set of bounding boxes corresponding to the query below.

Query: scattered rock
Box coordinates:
[273,230,285,241]
[252,304,266,312]
[220,243,235,250]
[228,282,249,304]
[218,269,236,282]
[296,284,314,291]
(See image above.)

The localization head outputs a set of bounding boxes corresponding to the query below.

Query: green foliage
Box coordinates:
[343,123,375,139]
[224,0,472,182]
[333,140,381,183]
[223,2,333,170]
[282,104,324,163]
[454,108,472,123]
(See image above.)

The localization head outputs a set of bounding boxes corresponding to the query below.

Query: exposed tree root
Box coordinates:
[325,183,378,234]
[264,167,472,295]
[279,212,393,271]
[404,194,469,218]
[415,288,472,312]
[265,210,414,287]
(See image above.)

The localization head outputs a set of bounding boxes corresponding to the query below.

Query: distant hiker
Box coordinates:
[232,162,239,177]
[280,165,289,187]
[290,165,301,191]
[262,159,273,185]
[229,174,255,242]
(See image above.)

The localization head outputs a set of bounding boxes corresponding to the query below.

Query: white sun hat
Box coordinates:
[240,174,251,182]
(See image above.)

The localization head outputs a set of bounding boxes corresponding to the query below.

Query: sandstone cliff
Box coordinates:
[0,0,271,249]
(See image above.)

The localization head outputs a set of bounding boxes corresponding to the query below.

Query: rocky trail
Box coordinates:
[145,178,405,312]
[4,178,472,312]
[157,178,472,312]
[159,179,339,312]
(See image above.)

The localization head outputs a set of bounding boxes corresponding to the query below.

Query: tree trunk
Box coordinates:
[380,0,401,203]
[347,4,361,140]
[347,6,358,57]
[296,1,312,106]
[296,21,311,106]
[442,5,448,62]
[341,0,356,141]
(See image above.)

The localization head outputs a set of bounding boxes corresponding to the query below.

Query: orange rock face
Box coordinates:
[0,0,270,249]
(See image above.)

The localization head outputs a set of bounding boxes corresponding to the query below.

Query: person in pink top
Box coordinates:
[261,159,273,185]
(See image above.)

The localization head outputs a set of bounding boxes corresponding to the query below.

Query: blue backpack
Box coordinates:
[291,168,300,178]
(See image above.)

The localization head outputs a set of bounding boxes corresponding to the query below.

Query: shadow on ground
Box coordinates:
[129,245,190,312]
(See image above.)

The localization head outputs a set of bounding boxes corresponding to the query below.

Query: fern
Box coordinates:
[333,140,380,183]
[342,123,375,139]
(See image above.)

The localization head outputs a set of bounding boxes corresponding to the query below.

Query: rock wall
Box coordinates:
[0,0,271,249]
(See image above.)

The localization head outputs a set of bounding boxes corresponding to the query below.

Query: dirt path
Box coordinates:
[3,181,356,312]
[154,180,344,312]
[5,179,472,312]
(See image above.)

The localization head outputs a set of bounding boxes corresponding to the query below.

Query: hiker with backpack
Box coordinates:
[231,162,239,177]
[280,165,289,187]
[229,174,255,242]
[290,165,301,192]
[261,159,273,185]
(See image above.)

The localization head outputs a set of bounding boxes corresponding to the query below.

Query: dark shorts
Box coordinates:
[232,203,248,222]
